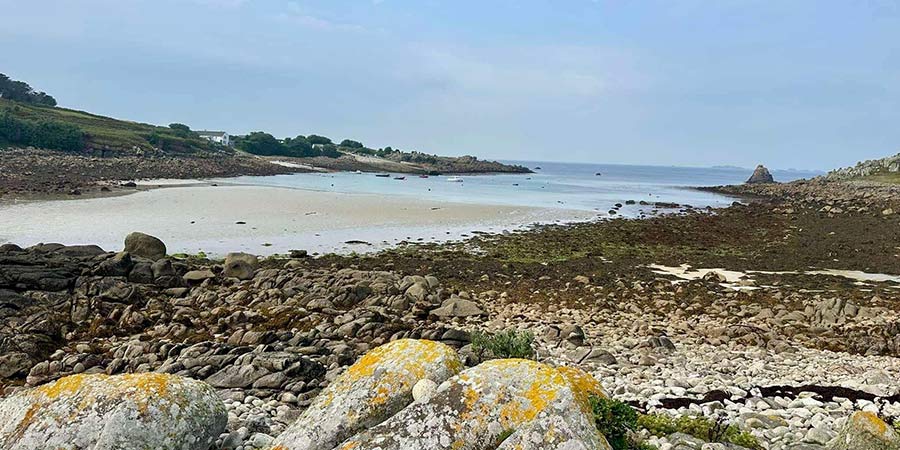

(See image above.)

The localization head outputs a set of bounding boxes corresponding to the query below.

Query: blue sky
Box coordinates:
[2,0,898,170]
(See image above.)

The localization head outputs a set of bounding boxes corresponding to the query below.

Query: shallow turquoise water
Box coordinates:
[216,161,822,214]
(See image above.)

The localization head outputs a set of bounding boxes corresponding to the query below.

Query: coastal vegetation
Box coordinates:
[0,98,221,154]
[233,132,341,158]
[637,412,762,449]
[0,109,84,152]
[470,329,535,359]
[0,73,56,106]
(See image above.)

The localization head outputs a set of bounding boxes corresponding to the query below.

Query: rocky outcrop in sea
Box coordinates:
[746,165,775,184]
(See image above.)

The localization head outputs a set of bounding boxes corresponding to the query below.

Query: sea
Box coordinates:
[218,161,822,214]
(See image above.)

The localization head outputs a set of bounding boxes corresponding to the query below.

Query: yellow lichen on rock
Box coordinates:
[557,365,607,412]
[336,358,608,450]
[0,373,226,450]
[270,339,464,450]
[856,411,889,435]
[829,410,900,450]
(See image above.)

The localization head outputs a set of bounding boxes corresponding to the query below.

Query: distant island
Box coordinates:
[0,73,529,198]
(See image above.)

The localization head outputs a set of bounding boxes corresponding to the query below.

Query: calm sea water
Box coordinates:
[216,161,822,214]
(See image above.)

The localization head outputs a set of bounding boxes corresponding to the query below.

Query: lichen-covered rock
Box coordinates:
[270,339,463,450]
[0,373,227,450]
[828,411,900,450]
[336,359,609,450]
[496,414,613,450]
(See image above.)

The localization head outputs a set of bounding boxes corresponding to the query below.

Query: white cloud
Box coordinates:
[402,44,642,101]
[276,2,365,32]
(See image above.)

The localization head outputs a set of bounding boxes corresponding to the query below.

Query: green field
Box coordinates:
[0,98,219,154]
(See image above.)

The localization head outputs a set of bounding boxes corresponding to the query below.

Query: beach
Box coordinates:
[0,183,592,256]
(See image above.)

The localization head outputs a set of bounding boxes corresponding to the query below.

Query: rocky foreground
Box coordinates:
[2,179,900,449]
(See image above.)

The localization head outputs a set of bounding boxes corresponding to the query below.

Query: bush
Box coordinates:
[235,132,342,158]
[590,396,639,450]
[31,119,84,151]
[638,413,761,450]
[588,396,658,450]
[0,110,84,152]
[318,143,341,158]
[339,139,363,149]
[470,329,534,359]
[307,134,332,145]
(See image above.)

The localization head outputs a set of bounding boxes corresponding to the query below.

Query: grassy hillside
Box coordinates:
[0,98,221,154]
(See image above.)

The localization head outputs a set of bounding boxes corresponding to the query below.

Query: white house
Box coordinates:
[197,130,231,147]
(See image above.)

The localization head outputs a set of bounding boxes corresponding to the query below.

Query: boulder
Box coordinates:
[828,411,900,450]
[0,373,226,450]
[336,360,609,450]
[95,251,134,277]
[746,165,775,184]
[270,339,463,450]
[56,244,107,258]
[124,232,166,261]
[223,252,259,280]
[184,269,215,285]
[496,414,605,450]
[431,296,486,318]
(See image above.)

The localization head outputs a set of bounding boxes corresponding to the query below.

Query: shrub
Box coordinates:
[306,134,332,145]
[470,329,534,359]
[0,110,84,152]
[637,413,761,450]
[588,396,659,450]
[590,396,639,450]
[339,139,363,149]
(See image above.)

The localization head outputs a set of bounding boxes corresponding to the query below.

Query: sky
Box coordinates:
[2,0,899,170]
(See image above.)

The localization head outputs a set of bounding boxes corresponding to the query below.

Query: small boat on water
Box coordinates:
[394,176,406,180]
[375,173,390,177]
[354,170,363,174]
[447,176,463,182]
[419,175,429,178]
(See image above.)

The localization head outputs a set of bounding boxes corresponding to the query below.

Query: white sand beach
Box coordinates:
[0,184,591,256]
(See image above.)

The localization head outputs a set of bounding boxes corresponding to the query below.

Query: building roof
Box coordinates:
[196,130,228,137]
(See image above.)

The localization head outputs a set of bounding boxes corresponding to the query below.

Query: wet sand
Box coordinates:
[0,184,593,256]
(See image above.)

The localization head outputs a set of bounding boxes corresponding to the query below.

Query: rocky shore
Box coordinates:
[2,177,900,449]
[0,147,529,200]
[0,148,304,199]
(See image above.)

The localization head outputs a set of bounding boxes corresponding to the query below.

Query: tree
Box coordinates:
[0,73,57,106]
[236,131,284,156]
[319,143,341,158]
[285,135,314,157]
[168,123,191,132]
[307,134,332,145]
[339,139,363,149]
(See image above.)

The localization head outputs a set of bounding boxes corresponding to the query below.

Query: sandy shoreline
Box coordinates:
[0,184,593,256]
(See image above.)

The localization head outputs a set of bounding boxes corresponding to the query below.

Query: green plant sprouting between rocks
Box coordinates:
[637,412,762,450]
[470,329,535,359]
[589,395,658,450]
